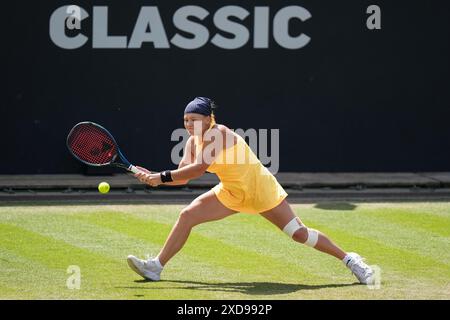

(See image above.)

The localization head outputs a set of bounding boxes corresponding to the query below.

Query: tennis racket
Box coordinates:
[67,121,141,174]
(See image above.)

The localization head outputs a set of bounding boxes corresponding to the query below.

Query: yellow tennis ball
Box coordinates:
[98,182,110,194]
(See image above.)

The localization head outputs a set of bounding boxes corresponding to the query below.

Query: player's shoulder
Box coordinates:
[215,124,231,135]
[214,124,238,144]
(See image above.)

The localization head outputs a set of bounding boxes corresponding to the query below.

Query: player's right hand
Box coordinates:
[134,166,153,183]
[135,166,152,174]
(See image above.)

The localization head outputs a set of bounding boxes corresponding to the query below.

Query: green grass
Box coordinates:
[0,202,449,299]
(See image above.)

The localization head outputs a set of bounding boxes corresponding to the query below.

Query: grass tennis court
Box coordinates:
[0,202,449,299]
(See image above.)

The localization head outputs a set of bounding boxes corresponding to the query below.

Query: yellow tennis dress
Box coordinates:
[199,133,288,214]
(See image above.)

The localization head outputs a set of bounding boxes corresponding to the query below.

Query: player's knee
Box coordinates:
[292,228,308,243]
[282,217,319,248]
[294,227,319,247]
[178,207,197,227]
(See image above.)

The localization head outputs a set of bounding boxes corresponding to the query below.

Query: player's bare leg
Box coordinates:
[261,200,346,259]
[127,190,236,280]
[157,190,236,265]
[261,200,374,284]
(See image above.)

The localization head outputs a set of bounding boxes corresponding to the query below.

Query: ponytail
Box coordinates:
[210,113,216,128]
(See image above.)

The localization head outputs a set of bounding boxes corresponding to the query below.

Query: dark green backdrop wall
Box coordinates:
[2,0,450,173]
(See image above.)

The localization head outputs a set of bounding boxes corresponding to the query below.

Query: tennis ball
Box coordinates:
[98,182,110,194]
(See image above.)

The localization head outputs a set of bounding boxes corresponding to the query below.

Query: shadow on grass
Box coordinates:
[116,279,360,296]
[314,202,357,211]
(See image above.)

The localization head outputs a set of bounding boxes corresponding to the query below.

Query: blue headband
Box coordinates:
[184,97,212,116]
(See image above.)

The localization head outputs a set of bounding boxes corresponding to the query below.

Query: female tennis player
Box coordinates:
[127,97,374,284]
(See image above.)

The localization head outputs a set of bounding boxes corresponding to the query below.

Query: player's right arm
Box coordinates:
[136,136,195,186]
[135,136,195,186]
[162,136,195,185]
[177,136,195,169]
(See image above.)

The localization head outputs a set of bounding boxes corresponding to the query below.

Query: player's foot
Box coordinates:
[344,252,374,285]
[127,255,162,281]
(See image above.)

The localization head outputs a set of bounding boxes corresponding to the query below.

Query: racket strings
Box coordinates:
[67,124,117,165]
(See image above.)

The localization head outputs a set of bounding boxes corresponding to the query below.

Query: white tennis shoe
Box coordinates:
[345,252,375,285]
[127,255,162,281]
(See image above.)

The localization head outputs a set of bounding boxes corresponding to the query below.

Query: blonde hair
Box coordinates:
[209,113,216,128]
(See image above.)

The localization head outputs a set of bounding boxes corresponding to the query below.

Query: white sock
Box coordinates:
[342,254,352,266]
[153,257,163,269]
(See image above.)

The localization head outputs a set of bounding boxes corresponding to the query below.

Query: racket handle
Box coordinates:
[128,165,141,174]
